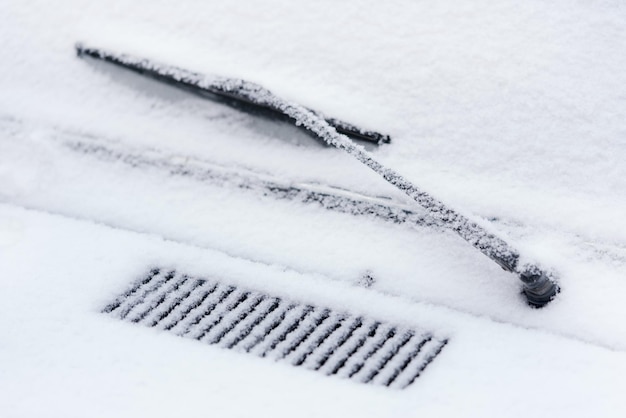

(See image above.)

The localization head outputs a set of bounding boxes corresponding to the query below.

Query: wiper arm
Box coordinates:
[76,43,559,307]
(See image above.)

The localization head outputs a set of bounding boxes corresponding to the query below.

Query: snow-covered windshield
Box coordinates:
[1,1,625,416]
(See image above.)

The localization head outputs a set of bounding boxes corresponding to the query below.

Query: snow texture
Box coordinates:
[2,1,626,417]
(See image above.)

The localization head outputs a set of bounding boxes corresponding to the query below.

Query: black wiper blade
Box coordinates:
[76,43,390,145]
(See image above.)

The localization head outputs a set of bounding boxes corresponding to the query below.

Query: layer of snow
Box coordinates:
[1,203,625,417]
[1,0,626,416]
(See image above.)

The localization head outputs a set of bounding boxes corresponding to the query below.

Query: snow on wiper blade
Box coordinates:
[75,43,391,146]
[75,43,559,307]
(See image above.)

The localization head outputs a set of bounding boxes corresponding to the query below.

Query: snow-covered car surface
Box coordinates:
[1,1,626,416]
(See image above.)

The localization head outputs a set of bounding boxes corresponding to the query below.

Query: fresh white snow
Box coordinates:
[1,0,626,416]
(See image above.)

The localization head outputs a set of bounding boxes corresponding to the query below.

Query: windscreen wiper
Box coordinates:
[76,43,559,307]
[76,44,390,146]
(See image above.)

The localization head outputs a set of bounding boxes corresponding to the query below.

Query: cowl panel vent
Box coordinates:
[103,268,447,389]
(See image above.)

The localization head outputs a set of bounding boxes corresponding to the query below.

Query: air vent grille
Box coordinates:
[104,268,447,389]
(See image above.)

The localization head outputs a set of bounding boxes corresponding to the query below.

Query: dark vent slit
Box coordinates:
[328,321,381,376]
[208,295,265,345]
[194,291,250,341]
[381,336,432,387]
[276,308,331,360]
[118,270,176,320]
[292,316,345,366]
[241,303,295,353]
[224,298,281,349]
[141,275,191,326]
[362,331,415,384]
[103,268,160,314]
[176,284,235,336]
[346,327,396,378]
[161,282,218,331]
[148,278,204,327]
[312,317,363,371]
[257,305,315,357]
[398,339,448,389]
[128,273,186,323]
[114,269,166,319]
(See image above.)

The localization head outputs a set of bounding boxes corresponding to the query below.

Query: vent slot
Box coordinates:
[104,268,447,389]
